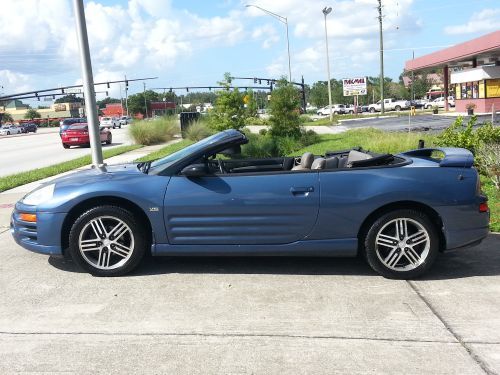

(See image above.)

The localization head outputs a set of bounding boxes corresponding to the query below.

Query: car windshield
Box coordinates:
[149,132,230,171]
[102,117,110,121]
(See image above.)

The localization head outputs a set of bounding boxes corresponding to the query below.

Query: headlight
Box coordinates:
[22,184,55,206]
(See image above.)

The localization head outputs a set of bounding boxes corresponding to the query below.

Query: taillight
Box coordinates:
[479,202,489,213]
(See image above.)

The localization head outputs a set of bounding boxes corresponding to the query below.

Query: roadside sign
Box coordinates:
[66,88,82,94]
[343,77,367,96]
[43,97,53,101]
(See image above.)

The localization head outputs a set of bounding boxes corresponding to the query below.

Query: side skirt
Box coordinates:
[151,238,358,257]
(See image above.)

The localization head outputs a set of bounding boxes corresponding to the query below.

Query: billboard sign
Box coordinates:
[343,77,367,96]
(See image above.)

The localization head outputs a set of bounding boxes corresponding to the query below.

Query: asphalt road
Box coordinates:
[0,223,499,373]
[0,127,133,177]
[340,114,495,132]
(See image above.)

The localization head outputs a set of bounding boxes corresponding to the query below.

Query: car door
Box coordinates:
[163,172,320,245]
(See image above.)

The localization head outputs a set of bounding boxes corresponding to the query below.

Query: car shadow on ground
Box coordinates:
[48,234,499,279]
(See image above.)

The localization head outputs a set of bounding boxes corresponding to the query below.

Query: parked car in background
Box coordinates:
[119,116,132,126]
[19,122,37,133]
[61,123,112,149]
[59,118,86,135]
[368,98,411,113]
[0,124,22,135]
[317,104,346,116]
[100,116,120,129]
[424,96,455,109]
[411,99,429,109]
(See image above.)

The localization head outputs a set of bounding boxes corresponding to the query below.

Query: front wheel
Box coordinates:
[395,105,401,111]
[363,209,439,279]
[106,134,112,144]
[62,143,70,149]
[370,108,376,113]
[68,206,147,276]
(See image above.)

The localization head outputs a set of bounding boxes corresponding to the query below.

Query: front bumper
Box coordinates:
[10,207,65,257]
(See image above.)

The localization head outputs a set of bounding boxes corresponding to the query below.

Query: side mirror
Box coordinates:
[181,163,208,177]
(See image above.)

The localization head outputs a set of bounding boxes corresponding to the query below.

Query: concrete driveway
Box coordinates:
[0,226,499,374]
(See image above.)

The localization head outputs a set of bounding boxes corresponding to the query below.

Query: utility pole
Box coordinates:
[377,0,385,114]
[411,50,415,100]
[143,82,147,118]
[72,0,104,170]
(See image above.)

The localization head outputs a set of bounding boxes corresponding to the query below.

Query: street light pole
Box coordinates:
[322,6,333,122]
[143,82,147,119]
[246,4,292,82]
[377,0,385,114]
[72,0,104,170]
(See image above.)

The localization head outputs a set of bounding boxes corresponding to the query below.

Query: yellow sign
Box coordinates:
[486,79,500,98]
[243,95,250,104]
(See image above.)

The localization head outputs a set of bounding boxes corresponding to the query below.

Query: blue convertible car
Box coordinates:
[11,129,489,278]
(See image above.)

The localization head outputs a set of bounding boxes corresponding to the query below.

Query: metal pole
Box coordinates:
[301,75,306,112]
[143,82,147,118]
[72,0,104,169]
[323,8,333,122]
[378,0,385,114]
[124,74,129,117]
[285,18,292,82]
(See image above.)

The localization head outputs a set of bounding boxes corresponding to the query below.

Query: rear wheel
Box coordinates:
[395,105,401,111]
[363,209,439,279]
[106,134,112,144]
[68,206,147,276]
[370,108,376,113]
[62,143,70,149]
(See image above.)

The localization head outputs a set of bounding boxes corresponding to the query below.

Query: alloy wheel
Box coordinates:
[374,218,430,271]
[78,215,135,270]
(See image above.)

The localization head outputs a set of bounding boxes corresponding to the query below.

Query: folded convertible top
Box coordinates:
[400,147,474,168]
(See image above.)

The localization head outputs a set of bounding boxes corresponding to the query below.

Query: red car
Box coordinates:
[61,124,112,149]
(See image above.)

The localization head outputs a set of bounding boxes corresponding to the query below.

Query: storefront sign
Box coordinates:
[343,77,367,96]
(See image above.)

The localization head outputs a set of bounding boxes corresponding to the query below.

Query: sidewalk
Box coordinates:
[0,140,178,230]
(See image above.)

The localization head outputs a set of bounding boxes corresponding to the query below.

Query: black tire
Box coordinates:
[6,131,10,135]
[106,134,112,144]
[119,125,121,129]
[67,205,147,276]
[370,108,376,113]
[334,111,338,115]
[363,209,439,279]
[62,143,70,149]
[395,105,401,111]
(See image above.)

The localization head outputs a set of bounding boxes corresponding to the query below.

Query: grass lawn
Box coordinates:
[292,128,437,155]
[482,177,500,232]
[0,144,142,193]
[134,139,194,162]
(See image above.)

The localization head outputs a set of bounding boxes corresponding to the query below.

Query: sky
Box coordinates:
[0,0,499,105]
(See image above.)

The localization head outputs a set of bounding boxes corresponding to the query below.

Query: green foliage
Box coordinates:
[477,143,500,190]
[259,128,268,136]
[245,89,258,118]
[127,90,160,116]
[244,116,269,126]
[54,94,83,104]
[241,133,278,158]
[299,114,313,123]
[481,176,500,231]
[96,97,121,109]
[268,78,302,138]
[185,119,214,141]
[1,112,14,123]
[24,108,41,120]
[437,117,500,156]
[208,74,247,131]
[128,116,179,145]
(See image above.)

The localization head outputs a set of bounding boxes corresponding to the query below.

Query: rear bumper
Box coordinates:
[436,204,490,250]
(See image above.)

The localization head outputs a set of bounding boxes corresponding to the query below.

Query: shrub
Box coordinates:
[185,119,213,141]
[268,78,302,138]
[259,128,268,136]
[245,116,269,126]
[208,73,247,131]
[476,143,500,190]
[241,133,278,158]
[128,116,179,145]
[437,116,500,155]
[299,114,313,123]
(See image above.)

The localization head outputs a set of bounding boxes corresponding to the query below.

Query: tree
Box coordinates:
[244,89,258,118]
[96,97,120,109]
[1,112,14,123]
[55,94,83,104]
[24,109,41,120]
[209,73,247,131]
[309,81,329,107]
[268,78,301,138]
[127,90,160,116]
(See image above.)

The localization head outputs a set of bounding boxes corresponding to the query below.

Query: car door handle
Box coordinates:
[290,186,314,195]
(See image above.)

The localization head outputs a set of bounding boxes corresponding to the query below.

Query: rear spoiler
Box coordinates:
[400,147,474,168]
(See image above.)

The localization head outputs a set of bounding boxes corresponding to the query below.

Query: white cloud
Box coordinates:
[0,70,32,95]
[252,24,280,48]
[444,9,500,35]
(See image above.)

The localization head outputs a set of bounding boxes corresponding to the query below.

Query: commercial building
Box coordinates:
[0,100,83,121]
[405,30,500,113]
